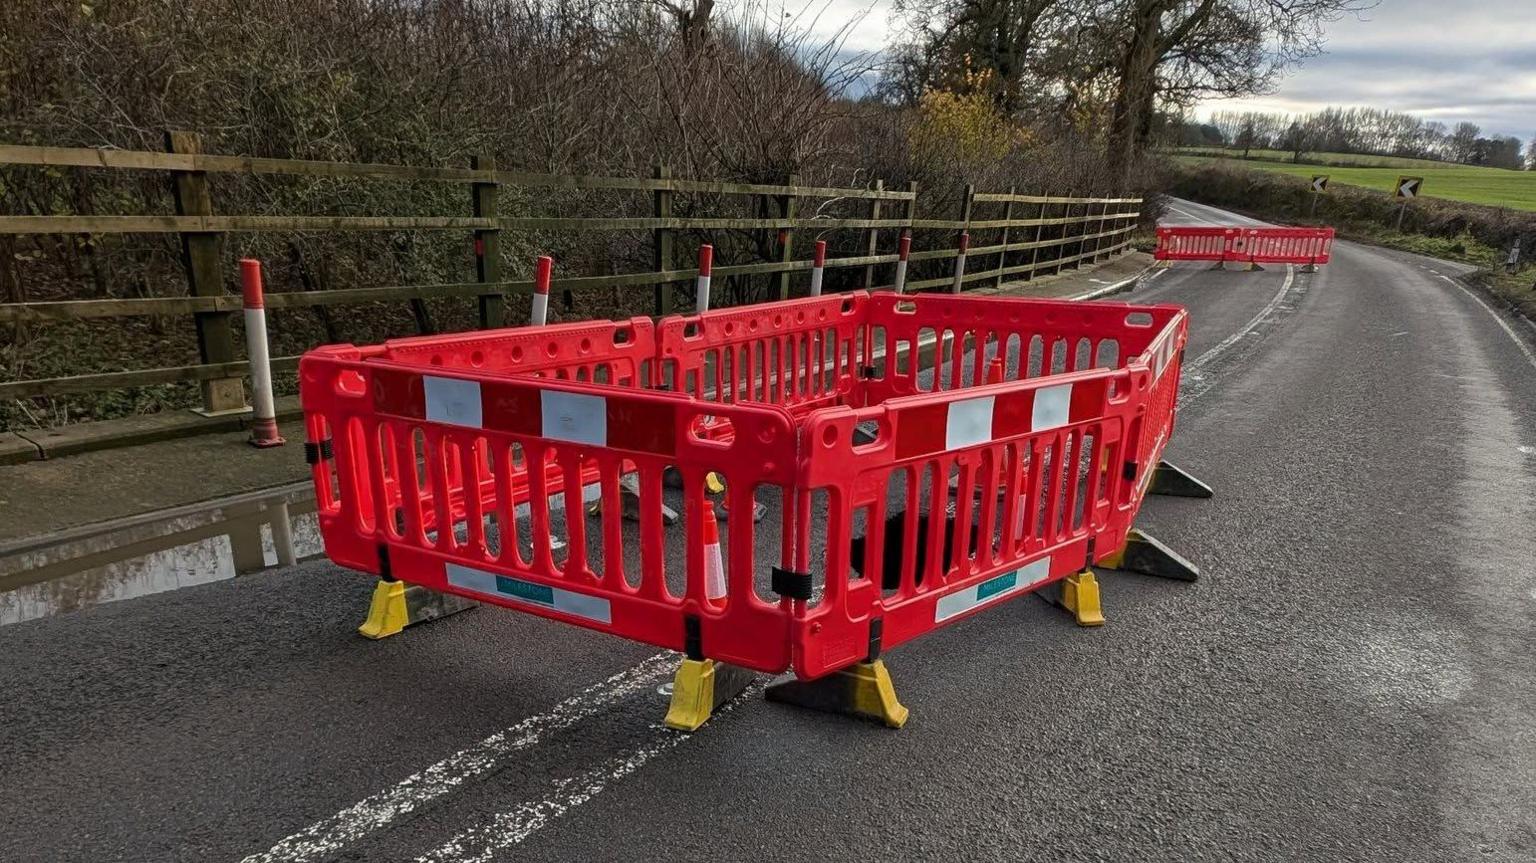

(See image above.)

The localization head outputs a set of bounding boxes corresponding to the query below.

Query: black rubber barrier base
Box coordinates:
[1101,529,1200,582]
[765,660,909,729]
[1147,460,1214,499]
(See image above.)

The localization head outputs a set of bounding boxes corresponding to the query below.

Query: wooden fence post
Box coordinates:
[1026,194,1046,283]
[653,164,674,316]
[775,173,796,300]
[862,179,884,290]
[1053,192,1075,276]
[165,130,244,415]
[994,185,1016,290]
[471,154,504,328]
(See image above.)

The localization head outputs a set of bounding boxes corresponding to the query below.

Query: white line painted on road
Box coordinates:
[411,682,767,863]
[240,652,677,863]
[411,730,689,863]
[1433,273,1536,373]
[411,707,709,863]
[1165,204,1208,223]
[1176,266,1298,409]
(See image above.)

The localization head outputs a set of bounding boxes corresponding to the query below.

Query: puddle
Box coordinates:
[0,485,323,626]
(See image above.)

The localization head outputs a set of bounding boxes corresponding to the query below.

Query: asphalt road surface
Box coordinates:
[5,198,1535,862]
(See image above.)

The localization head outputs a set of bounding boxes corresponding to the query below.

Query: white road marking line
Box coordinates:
[1434,274,1536,373]
[412,723,684,863]
[413,683,768,863]
[1183,265,1296,380]
[240,652,677,863]
[1165,205,1207,222]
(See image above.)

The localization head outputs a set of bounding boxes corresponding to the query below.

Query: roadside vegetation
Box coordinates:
[0,0,1369,428]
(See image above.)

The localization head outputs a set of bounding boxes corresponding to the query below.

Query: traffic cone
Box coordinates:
[703,500,726,600]
[986,355,1004,384]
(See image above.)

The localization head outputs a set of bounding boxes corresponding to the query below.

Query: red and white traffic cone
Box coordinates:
[531,255,552,326]
[809,240,827,297]
[894,230,911,294]
[703,500,726,601]
[986,354,1004,384]
[694,244,714,313]
[240,259,284,448]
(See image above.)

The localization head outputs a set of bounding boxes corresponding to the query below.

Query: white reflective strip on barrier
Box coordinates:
[945,395,995,450]
[934,556,1051,622]
[512,480,603,518]
[540,390,608,446]
[446,563,612,624]
[424,376,484,427]
[1031,384,1072,431]
[1151,333,1175,383]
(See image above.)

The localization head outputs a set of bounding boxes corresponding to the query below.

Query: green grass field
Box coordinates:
[1173,152,1536,212]
[1172,147,1453,169]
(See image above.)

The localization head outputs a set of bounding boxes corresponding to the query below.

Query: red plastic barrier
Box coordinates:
[1155,225,1333,266]
[1154,226,1235,261]
[1237,227,1333,264]
[302,291,1189,680]
[791,293,1187,677]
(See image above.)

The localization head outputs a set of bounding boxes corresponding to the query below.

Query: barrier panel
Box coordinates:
[1154,226,1234,261]
[301,343,802,673]
[302,288,1194,724]
[1155,225,1333,266]
[791,293,1186,677]
[1237,227,1333,265]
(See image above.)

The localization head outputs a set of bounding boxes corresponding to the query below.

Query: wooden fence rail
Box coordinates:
[0,137,1142,409]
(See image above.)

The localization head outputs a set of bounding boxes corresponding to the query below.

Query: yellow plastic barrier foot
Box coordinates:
[1101,529,1200,582]
[1146,460,1214,498]
[663,658,757,732]
[1057,570,1106,627]
[358,579,478,640]
[764,660,909,729]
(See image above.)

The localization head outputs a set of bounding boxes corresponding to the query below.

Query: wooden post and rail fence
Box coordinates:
[0,137,1144,415]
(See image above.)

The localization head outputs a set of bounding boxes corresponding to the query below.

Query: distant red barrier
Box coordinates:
[1154,227,1236,261]
[1156,226,1334,266]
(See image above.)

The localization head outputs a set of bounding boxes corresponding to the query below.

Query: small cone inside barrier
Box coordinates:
[358,577,478,640]
[765,660,909,729]
[702,501,726,601]
[708,472,765,523]
[986,355,1004,385]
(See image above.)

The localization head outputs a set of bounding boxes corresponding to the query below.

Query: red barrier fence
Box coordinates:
[1156,226,1333,266]
[301,290,1189,680]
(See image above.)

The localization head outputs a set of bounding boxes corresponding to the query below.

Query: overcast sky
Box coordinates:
[785,0,1535,140]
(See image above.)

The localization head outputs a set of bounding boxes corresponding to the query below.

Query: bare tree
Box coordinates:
[1095,0,1373,176]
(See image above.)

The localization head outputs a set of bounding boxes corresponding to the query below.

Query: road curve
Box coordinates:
[3,200,1534,863]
